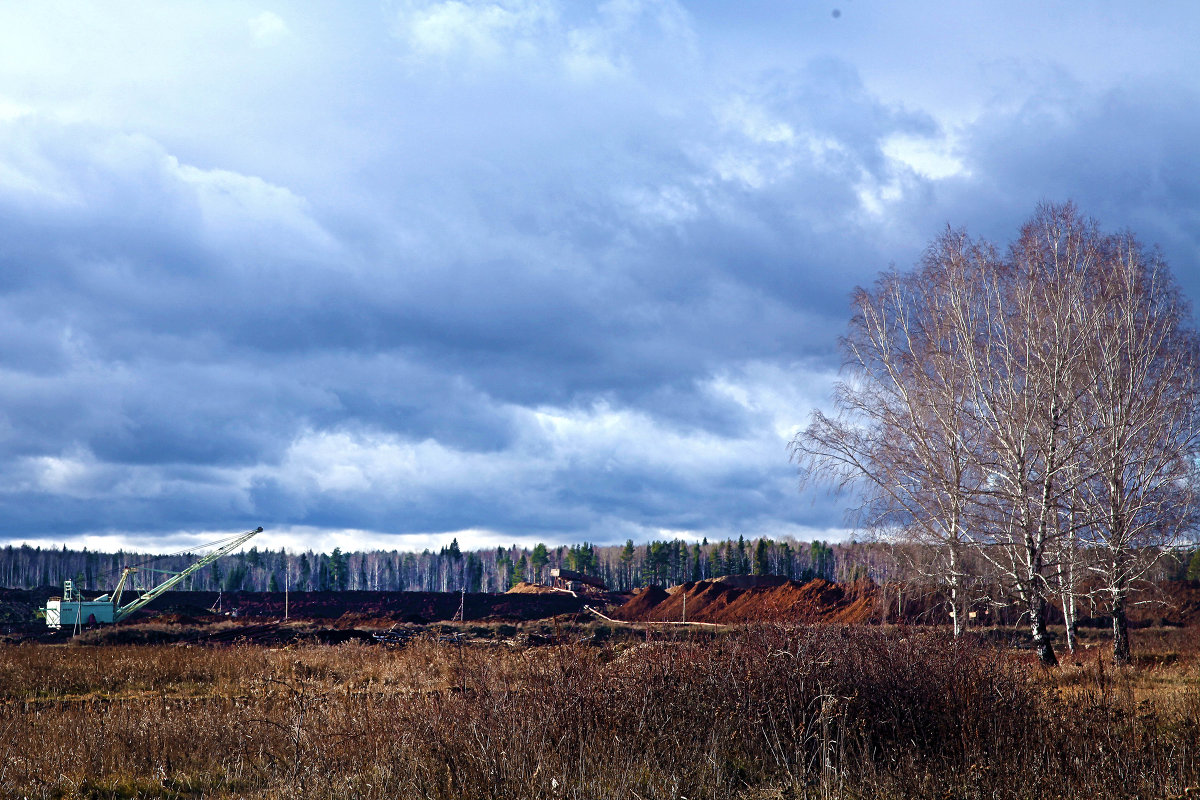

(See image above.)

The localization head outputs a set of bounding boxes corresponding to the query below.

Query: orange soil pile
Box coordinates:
[507,581,614,601]
[507,582,560,594]
[618,585,672,619]
[612,577,878,624]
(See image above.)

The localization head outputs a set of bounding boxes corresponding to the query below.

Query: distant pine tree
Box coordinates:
[530,543,549,582]
[753,539,770,575]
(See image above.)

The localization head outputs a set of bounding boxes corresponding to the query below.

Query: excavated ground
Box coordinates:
[611,576,879,624]
[611,576,1200,628]
[148,589,588,625]
[0,588,585,636]
[4,578,1197,641]
[506,581,622,603]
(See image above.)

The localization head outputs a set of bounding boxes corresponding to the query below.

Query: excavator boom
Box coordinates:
[43,527,265,629]
[113,527,264,622]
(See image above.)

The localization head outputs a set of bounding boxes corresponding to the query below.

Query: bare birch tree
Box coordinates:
[797,203,1200,667]
[793,229,993,636]
[953,204,1110,666]
[1074,232,1200,664]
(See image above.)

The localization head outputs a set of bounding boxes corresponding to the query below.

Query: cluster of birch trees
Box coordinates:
[794,204,1200,664]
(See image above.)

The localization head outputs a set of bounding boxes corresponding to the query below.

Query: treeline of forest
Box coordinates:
[1,535,1196,596]
[0,536,847,594]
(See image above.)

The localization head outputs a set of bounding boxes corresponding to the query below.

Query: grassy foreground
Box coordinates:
[1,625,1198,799]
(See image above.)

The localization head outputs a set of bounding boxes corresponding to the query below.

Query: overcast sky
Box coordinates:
[2,1,1199,554]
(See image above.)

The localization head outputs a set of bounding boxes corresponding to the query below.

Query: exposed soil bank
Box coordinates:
[612,576,878,624]
[611,576,1200,627]
[5,578,1198,634]
[0,587,585,631]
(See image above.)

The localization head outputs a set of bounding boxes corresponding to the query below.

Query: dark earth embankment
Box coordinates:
[0,587,586,633]
[5,578,1199,636]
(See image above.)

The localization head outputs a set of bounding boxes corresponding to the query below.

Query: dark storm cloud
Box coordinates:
[924,78,1200,306]
[1,2,1197,552]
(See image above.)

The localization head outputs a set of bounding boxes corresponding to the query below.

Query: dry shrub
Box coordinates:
[1,626,1197,799]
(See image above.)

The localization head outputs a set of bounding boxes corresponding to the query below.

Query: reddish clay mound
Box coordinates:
[673,579,744,620]
[615,585,671,620]
[833,578,879,623]
[614,577,879,624]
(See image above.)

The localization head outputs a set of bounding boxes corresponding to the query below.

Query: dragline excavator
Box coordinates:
[43,527,263,629]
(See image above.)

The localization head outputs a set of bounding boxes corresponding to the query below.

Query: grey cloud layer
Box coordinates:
[0,1,1197,550]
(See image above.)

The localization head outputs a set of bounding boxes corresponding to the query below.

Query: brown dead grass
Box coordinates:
[1,625,1198,799]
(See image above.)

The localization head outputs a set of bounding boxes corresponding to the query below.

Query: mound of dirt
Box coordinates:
[709,574,791,590]
[612,577,879,624]
[0,587,59,635]
[616,585,671,619]
[507,582,567,594]
[508,581,616,603]
[613,578,1200,628]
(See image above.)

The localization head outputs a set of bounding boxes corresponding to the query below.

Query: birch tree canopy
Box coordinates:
[794,203,1200,665]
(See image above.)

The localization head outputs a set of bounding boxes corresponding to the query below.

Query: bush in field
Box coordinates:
[1,627,1198,799]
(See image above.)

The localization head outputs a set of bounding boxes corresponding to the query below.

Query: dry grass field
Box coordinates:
[1,623,1198,799]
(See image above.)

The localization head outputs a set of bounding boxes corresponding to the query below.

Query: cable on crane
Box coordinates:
[89,529,265,584]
